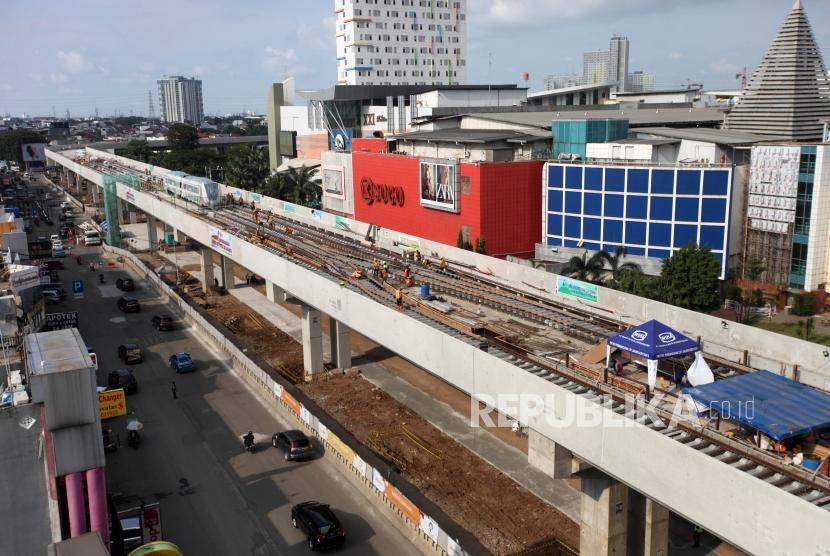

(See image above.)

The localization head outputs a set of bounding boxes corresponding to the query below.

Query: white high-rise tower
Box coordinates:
[334,0,467,86]
[157,76,204,124]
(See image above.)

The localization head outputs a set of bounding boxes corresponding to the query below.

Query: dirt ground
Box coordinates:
[301,373,580,554]
[138,253,580,554]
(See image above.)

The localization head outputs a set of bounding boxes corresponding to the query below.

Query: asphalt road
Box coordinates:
[31,176,421,555]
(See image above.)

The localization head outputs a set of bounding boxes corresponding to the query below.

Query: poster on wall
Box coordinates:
[209,227,233,257]
[322,165,345,197]
[556,276,598,303]
[21,143,47,162]
[419,159,459,213]
[328,128,354,152]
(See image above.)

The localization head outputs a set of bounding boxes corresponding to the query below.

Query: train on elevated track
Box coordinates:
[163,171,220,208]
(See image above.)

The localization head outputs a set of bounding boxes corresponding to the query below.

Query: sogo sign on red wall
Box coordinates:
[360,177,405,207]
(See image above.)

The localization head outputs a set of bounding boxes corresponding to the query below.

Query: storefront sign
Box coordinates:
[360,177,405,207]
[556,276,598,303]
[420,159,459,213]
[98,388,127,419]
[140,503,163,544]
[46,311,79,330]
[208,227,233,257]
[9,265,40,292]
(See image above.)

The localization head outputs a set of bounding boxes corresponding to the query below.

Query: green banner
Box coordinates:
[556,276,598,303]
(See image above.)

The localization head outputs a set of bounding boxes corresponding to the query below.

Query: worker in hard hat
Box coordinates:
[440,257,448,272]
[372,257,380,277]
[394,288,403,310]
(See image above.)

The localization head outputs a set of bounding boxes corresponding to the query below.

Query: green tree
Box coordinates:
[796,317,815,341]
[167,123,199,150]
[658,245,721,311]
[158,149,222,177]
[223,125,245,136]
[279,165,322,208]
[723,281,743,303]
[245,124,269,136]
[741,256,766,281]
[561,251,605,283]
[598,246,642,284]
[613,267,661,298]
[474,236,487,255]
[225,145,269,191]
[0,129,46,163]
[122,139,153,163]
[456,229,465,249]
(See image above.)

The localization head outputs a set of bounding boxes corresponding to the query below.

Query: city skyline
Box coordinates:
[1,0,829,116]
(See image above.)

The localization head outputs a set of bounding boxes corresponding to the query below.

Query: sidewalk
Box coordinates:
[144,242,582,521]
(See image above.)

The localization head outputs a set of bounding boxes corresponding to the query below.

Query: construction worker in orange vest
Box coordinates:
[372,257,380,277]
[395,288,403,310]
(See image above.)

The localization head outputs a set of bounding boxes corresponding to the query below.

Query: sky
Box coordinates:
[1,0,828,118]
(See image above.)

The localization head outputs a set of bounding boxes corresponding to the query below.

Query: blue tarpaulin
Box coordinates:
[684,370,830,441]
[607,319,699,360]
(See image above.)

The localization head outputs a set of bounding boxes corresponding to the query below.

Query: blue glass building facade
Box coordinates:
[544,163,734,278]
[552,119,629,159]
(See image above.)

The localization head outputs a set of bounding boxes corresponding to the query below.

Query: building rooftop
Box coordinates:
[615,87,702,97]
[527,82,616,99]
[634,126,784,146]
[443,107,725,130]
[25,328,91,376]
[393,129,549,144]
[0,403,53,556]
[300,84,522,102]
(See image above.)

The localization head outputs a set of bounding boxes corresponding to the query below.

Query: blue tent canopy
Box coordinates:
[684,370,830,442]
[607,319,699,360]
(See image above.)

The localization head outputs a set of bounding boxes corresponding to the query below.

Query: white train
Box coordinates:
[163,171,221,208]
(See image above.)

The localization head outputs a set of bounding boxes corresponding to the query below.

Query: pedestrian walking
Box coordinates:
[692,525,702,548]
[171,381,178,400]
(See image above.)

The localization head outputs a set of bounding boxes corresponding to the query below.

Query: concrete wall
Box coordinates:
[111,182,830,554]
[46,147,830,389]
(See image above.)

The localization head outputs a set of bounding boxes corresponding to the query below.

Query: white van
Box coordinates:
[84,230,102,246]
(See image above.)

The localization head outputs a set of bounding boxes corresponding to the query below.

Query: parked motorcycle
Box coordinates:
[243,432,255,454]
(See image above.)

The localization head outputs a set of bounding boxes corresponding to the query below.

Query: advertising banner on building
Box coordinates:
[98,388,127,419]
[21,143,47,162]
[747,145,800,233]
[46,311,79,330]
[9,265,40,293]
[140,503,163,545]
[419,159,459,213]
[322,165,345,197]
[208,227,233,257]
[556,276,598,303]
[329,128,354,152]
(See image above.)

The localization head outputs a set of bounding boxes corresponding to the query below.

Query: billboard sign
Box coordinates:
[46,311,79,330]
[329,128,354,152]
[208,227,233,257]
[21,143,47,163]
[419,159,459,213]
[98,388,127,419]
[9,265,40,292]
[140,503,164,544]
[556,276,598,303]
[322,165,345,198]
[360,177,405,207]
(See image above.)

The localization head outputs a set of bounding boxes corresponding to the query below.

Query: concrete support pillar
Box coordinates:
[129,211,138,224]
[301,305,323,377]
[86,468,109,547]
[146,215,158,250]
[201,248,215,293]
[221,256,235,289]
[528,428,574,479]
[329,317,352,369]
[65,472,88,537]
[175,229,187,244]
[580,471,629,555]
[265,280,286,303]
[116,198,125,225]
[643,498,669,556]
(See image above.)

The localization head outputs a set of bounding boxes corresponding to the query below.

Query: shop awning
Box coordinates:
[684,370,830,441]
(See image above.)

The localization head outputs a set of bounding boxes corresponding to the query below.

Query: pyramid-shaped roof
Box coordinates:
[724,0,830,141]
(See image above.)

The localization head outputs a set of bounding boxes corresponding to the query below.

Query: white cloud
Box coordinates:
[57,86,81,95]
[57,50,94,74]
[668,52,683,60]
[49,73,69,84]
[711,58,742,74]
[0,83,12,92]
[263,47,297,71]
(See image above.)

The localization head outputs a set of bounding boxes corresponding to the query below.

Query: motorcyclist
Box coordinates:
[76,255,82,265]
[99,273,104,284]
[128,429,140,448]
[243,430,255,448]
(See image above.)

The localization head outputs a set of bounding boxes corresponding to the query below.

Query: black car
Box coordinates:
[117,296,140,313]
[151,314,174,331]
[272,430,314,461]
[107,368,138,394]
[291,501,346,551]
[116,277,135,291]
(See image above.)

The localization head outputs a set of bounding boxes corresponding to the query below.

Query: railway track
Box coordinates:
[67,164,830,508]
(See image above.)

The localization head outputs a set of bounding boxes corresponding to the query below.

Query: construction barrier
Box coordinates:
[104,244,470,556]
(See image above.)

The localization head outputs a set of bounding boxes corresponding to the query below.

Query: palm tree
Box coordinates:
[598,246,642,283]
[280,165,322,209]
[561,251,605,282]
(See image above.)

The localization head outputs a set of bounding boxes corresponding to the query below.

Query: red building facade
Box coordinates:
[352,151,543,258]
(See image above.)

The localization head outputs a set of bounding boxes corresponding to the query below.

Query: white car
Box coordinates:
[50,234,60,243]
